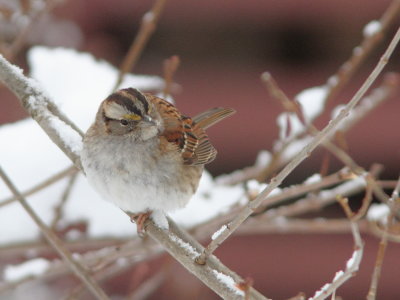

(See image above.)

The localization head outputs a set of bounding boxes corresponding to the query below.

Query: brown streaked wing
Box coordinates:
[181,118,217,165]
[147,94,233,165]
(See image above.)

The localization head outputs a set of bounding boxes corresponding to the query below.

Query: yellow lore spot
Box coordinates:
[123,114,142,121]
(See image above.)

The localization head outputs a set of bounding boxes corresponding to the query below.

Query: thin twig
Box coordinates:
[113,0,167,90]
[196,26,400,264]
[261,72,303,117]
[0,165,78,208]
[0,238,162,295]
[252,168,352,214]
[0,166,109,300]
[367,174,400,300]
[221,70,398,186]
[193,168,353,239]
[162,55,180,98]
[310,222,363,300]
[2,0,61,60]
[320,140,390,204]
[128,269,166,300]
[322,0,400,105]
[260,173,372,220]
[237,218,369,235]
[50,172,79,229]
[335,72,400,132]
[278,74,396,212]
[309,199,364,300]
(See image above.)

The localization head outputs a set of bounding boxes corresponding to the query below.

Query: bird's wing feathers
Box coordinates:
[147,94,235,166]
[192,107,236,130]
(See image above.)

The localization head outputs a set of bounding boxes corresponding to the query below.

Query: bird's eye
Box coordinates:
[120,119,129,126]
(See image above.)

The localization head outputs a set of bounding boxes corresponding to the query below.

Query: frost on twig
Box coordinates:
[0,53,83,167]
[309,200,364,300]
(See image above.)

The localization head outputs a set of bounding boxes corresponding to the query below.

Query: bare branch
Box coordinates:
[128,269,166,300]
[0,165,77,208]
[196,26,400,264]
[113,0,167,90]
[217,70,398,186]
[237,218,369,235]
[1,0,61,60]
[0,166,109,300]
[322,0,400,105]
[162,55,180,98]
[367,174,400,300]
[50,172,79,229]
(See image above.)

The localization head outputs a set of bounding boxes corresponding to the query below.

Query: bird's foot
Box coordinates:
[129,211,152,237]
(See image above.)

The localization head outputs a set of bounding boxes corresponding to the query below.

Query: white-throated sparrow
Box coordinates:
[81,88,235,235]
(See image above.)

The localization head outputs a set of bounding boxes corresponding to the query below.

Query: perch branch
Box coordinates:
[0,54,84,167]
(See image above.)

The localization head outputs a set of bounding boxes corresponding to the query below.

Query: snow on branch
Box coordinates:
[309,221,364,300]
[0,54,83,168]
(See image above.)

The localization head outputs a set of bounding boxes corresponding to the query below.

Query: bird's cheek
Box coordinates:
[140,126,159,141]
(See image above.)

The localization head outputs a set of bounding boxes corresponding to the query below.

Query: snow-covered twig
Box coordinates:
[196,26,400,265]
[0,54,83,167]
[309,221,363,300]
[152,217,267,299]
[196,168,353,239]
[334,72,400,132]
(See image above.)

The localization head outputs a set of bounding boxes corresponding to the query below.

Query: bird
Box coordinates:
[81,88,235,235]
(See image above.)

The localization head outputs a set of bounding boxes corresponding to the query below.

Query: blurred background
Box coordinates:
[2,0,399,179]
[1,0,400,299]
